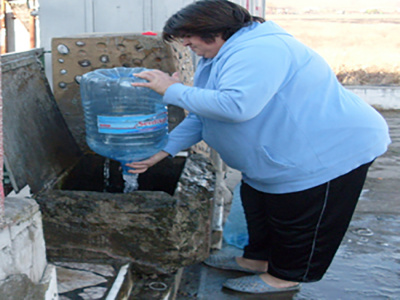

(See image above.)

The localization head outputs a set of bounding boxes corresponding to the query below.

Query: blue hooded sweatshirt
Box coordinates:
[162,21,391,194]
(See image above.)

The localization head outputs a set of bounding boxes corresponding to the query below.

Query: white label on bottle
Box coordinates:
[97,112,167,134]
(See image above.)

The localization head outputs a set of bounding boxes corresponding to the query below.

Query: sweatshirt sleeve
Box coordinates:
[163,113,203,156]
[163,42,292,122]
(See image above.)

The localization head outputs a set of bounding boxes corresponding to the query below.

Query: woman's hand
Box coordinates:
[132,70,180,95]
[125,151,170,174]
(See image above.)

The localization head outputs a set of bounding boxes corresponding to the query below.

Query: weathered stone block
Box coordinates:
[0,196,57,298]
[0,197,48,284]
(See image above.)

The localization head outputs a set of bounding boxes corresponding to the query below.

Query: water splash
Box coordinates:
[123,173,139,193]
[103,158,110,192]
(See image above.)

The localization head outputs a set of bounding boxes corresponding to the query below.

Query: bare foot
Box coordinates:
[236,257,268,273]
[259,273,299,288]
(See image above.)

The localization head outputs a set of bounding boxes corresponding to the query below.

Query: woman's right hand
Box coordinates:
[125,151,170,174]
[132,70,180,95]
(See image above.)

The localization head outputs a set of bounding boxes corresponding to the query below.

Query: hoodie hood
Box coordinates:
[215,21,292,60]
[195,21,292,82]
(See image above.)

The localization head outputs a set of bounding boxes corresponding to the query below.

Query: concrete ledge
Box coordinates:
[347,85,400,110]
[0,193,58,299]
[1,195,46,283]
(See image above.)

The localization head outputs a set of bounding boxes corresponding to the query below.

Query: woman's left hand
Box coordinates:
[132,70,180,95]
[125,150,170,174]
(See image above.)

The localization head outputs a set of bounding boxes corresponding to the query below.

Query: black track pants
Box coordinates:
[240,161,373,282]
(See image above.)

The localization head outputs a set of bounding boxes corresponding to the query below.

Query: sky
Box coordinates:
[266,0,400,10]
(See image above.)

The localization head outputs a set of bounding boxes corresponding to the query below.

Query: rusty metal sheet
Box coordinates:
[1,49,82,194]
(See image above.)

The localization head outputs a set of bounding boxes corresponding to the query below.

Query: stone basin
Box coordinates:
[35,152,215,275]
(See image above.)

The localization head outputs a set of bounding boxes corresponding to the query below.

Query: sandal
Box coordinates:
[223,275,301,294]
[203,255,262,274]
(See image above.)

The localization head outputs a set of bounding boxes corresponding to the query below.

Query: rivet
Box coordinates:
[57,44,69,55]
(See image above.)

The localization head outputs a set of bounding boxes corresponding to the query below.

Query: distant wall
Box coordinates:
[348,86,400,110]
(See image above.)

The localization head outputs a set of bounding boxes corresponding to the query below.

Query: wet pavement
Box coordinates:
[176,110,400,300]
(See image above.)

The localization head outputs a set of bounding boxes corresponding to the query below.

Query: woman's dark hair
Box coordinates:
[162,0,265,43]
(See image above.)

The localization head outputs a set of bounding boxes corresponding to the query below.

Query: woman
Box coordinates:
[128,0,391,294]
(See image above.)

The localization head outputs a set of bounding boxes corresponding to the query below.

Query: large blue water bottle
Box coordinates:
[80,67,168,191]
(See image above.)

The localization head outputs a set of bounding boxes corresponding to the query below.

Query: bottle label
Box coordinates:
[97,112,167,134]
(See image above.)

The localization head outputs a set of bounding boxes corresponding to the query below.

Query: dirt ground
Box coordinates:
[267,14,400,86]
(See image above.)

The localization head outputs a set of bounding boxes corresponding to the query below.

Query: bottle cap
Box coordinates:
[142,31,157,36]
